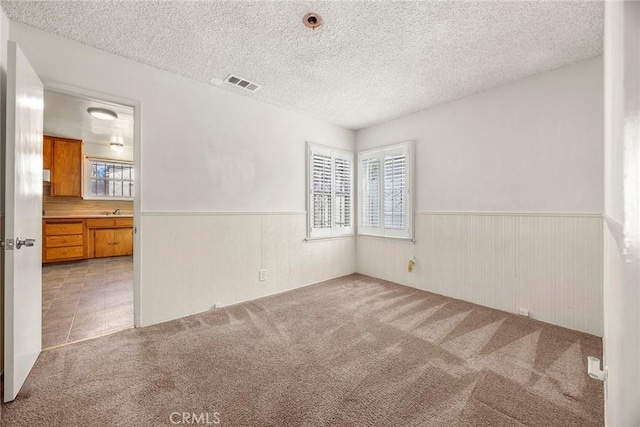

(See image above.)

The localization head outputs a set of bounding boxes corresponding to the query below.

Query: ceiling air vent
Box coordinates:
[225,75,261,92]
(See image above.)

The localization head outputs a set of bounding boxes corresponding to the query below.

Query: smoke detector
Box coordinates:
[303,13,323,30]
[225,75,261,92]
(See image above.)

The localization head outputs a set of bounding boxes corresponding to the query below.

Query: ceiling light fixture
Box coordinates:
[110,142,124,153]
[87,107,118,120]
[303,13,322,30]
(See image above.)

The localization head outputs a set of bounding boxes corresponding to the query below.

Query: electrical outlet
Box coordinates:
[519,308,529,317]
[213,302,221,309]
[259,269,267,281]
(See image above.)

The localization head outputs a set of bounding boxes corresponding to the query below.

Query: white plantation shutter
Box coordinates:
[359,153,381,234]
[384,152,407,230]
[312,150,333,232]
[308,144,353,238]
[358,142,412,239]
[334,152,353,230]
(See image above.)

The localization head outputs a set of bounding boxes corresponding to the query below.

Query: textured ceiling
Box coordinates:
[2,1,604,130]
[44,90,134,146]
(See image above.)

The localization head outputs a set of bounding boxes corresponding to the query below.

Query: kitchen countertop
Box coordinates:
[43,214,134,219]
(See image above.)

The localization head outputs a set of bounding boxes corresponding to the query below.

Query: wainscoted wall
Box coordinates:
[139,213,356,326]
[354,58,604,337]
[357,213,603,336]
[10,23,356,328]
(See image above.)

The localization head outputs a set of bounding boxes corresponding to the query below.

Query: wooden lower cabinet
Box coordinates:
[42,217,134,263]
[42,219,85,263]
[93,228,133,258]
[46,246,84,261]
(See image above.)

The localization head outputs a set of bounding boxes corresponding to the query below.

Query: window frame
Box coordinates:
[306,142,354,240]
[357,141,414,240]
[83,156,135,201]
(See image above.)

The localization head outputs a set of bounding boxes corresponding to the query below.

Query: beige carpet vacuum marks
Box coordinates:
[1,274,603,426]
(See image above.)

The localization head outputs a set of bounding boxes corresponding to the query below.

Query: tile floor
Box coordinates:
[41,256,134,349]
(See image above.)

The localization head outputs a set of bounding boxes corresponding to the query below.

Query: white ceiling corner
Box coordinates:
[2,1,604,130]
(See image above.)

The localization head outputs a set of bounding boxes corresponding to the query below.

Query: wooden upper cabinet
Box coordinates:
[42,136,53,170]
[48,136,83,197]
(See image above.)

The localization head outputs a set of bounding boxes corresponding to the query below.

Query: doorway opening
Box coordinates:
[40,90,136,349]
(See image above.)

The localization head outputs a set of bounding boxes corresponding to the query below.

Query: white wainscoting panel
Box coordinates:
[357,213,603,335]
[139,213,355,326]
[602,217,638,426]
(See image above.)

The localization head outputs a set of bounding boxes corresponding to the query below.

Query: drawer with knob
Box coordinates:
[45,246,84,261]
[45,234,84,248]
[45,222,83,236]
[43,219,86,263]
[86,218,133,228]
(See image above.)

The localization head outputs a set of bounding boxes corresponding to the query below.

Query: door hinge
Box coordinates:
[1,239,15,250]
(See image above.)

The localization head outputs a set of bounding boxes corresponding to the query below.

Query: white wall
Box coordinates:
[357,58,604,335]
[8,22,356,326]
[358,57,603,214]
[9,23,354,213]
[602,2,640,425]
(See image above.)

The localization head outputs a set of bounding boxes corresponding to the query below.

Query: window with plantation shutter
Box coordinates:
[311,151,332,231]
[334,156,352,228]
[307,143,354,239]
[358,142,413,239]
[384,153,407,230]
[360,157,380,228]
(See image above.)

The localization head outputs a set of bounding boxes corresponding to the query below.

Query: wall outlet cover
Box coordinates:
[259,269,267,281]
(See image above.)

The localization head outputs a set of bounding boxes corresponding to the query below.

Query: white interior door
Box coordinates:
[4,41,44,402]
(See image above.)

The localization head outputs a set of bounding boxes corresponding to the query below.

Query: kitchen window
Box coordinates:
[84,158,134,200]
[307,143,354,239]
[358,141,413,239]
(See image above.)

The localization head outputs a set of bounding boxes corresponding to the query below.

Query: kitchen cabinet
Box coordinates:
[43,135,52,169]
[93,228,133,258]
[86,218,134,228]
[45,135,83,197]
[42,216,133,263]
[42,219,86,263]
[85,217,134,259]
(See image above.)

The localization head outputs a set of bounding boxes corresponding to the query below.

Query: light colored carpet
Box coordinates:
[2,274,603,426]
